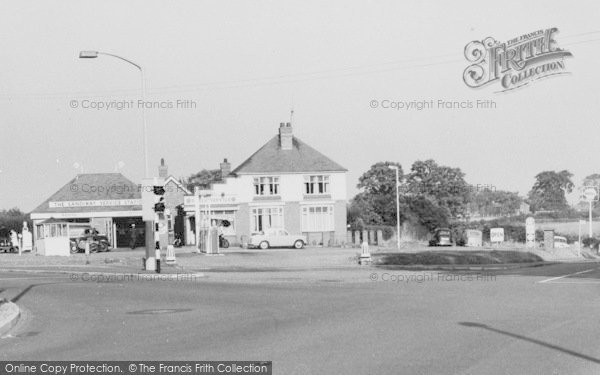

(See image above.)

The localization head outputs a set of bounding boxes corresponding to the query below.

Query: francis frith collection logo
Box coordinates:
[463,28,573,92]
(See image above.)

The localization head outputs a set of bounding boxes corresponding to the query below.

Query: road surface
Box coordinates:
[1,262,599,374]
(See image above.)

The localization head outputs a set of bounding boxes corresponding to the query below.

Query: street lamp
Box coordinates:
[80,50,153,269]
[388,165,400,250]
[78,50,149,178]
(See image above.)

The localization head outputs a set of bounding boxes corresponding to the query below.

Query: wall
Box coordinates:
[236,203,250,245]
[334,200,347,244]
[220,172,347,203]
[284,201,301,234]
[164,180,186,212]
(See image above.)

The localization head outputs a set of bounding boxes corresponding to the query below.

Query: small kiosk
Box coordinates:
[35,219,71,256]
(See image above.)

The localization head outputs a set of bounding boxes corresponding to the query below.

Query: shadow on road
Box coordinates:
[11,282,62,303]
[11,284,37,303]
[459,322,600,364]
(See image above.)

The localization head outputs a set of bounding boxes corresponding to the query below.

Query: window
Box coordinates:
[253,176,280,196]
[251,207,284,232]
[304,175,329,195]
[301,205,334,232]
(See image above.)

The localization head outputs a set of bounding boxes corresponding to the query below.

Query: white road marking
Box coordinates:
[0,276,64,281]
[544,281,600,284]
[538,268,597,283]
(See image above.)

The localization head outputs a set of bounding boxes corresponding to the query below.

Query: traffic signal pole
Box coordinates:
[141,179,165,272]
[145,221,155,271]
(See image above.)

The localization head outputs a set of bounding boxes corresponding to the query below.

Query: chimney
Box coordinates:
[158,158,168,178]
[220,158,231,178]
[279,122,293,150]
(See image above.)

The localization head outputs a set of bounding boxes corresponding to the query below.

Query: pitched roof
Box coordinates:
[165,175,191,194]
[31,173,142,214]
[232,135,347,174]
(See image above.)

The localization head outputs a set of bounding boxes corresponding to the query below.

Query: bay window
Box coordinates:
[251,207,284,232]
[301,205,334,232]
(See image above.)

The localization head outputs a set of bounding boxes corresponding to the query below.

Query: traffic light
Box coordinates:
[153,186,165,213]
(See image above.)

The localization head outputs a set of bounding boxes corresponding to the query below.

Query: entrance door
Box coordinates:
[113,217,145,248]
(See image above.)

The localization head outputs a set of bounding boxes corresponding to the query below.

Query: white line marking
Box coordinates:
[544,281,600,284]
[538,268,597,283]
[0,276,64,281]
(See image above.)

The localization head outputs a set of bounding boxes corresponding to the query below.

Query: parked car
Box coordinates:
[554,236,569,248]
[249,229,306,249]
[70,227,111,253]
[0,227,17,253]
[429,228,452,247]
[0,235,16,253]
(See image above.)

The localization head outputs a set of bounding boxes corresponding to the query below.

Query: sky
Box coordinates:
[1,0,599,212]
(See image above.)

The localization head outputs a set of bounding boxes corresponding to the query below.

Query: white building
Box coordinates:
[185,122,348,246]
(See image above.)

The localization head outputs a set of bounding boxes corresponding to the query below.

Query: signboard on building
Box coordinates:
[466,230,482,247]
[184,195,237,210]
[490,228,505,243]
[199,196,236,205]
[49,199,141,208]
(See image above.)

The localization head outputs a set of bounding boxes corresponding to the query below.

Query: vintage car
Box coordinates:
[249,228,306,249]
[0,227,17,253]
[553,236,570,248]
[70,227,111,253]
[0,235,17,253]
[429,228,452,247]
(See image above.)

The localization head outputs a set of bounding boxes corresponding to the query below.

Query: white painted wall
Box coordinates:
[207,172,347,203]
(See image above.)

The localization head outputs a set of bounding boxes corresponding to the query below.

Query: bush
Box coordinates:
[382,227,394,240]
[583,237,600,249]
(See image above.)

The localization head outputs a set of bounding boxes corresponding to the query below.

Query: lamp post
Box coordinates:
[389,165,400,250]
[79,50,153,267]
[79,51,149,178]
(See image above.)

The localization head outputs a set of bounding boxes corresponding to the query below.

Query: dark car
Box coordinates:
[0,228,17,253]
[0,235,17,253]
[70,227,111,253]
[429,228,452,247]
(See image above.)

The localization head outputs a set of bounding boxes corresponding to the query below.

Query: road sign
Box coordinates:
[526,217,535,228]
[490,228,504,243]
[525,217,535,248]
[466,230,482,247]
[583,186,598,202]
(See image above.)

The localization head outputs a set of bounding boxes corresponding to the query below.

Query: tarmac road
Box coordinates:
[0,262,599,375]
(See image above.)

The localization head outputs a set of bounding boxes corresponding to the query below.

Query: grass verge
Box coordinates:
[373,250,544,266]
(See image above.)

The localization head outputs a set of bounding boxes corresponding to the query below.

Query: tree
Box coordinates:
[528,170,574,212]
[184,169,223,191]
[404,195,449,231]
[469,189,523,217]
[405,159,471,219]
[583,173,600,186]
[349,162,404,226]
[0,208,31,235]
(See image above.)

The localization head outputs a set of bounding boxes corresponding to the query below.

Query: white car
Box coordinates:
[249,229,307,249]
[554,236,569,248]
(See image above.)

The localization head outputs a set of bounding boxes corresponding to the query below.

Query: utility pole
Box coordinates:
[388,165,400,250]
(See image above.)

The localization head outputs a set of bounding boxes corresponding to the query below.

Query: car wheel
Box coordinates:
[259,241,269,250]
[294,240,304,249]
[89,243,99,253]
[99,242,109,252]
[70,241,79,254]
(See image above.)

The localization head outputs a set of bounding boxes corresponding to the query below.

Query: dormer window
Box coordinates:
[304,175,329,195]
